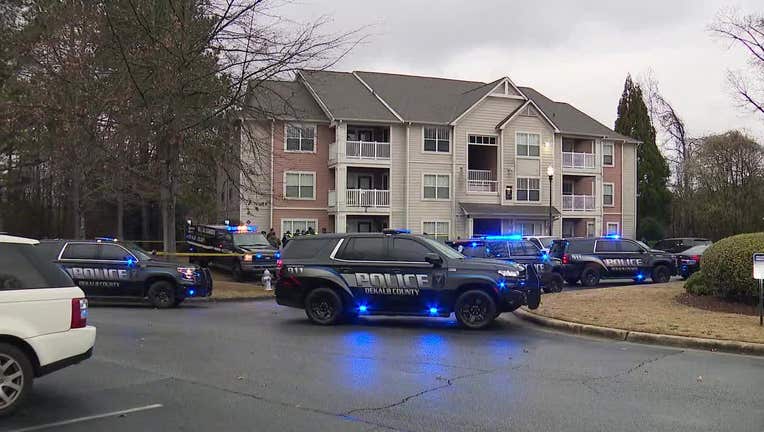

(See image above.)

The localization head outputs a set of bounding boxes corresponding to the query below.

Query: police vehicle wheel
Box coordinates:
[580,266,600,287]
[651,265,671,284]
[304,288,343,325]
[455,290,497,330]
[147,281,176,309]
[543,277,564,293]
[232,263,245,282]
[0,343,33,418]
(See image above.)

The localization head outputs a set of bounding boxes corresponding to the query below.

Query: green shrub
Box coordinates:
[684,271,713,296]
[701,232,764,302]
[637,217,665,242]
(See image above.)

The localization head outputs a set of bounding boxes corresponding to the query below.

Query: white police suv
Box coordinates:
[0,234,96,416]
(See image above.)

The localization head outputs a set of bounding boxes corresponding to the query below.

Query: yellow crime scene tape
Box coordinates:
[154,252,251,257]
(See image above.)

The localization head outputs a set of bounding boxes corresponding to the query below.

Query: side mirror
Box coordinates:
[424,253,443,267]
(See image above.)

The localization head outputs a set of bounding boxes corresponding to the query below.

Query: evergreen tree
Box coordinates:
[614,75,671,240]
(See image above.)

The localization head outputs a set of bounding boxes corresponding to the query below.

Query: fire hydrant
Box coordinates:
[262,269,272,291]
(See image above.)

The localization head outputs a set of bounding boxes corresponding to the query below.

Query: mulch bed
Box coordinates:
[676,292,760,317]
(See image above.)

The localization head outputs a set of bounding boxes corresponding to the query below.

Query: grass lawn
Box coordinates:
[529,281,764,344]
[210,270,274,300]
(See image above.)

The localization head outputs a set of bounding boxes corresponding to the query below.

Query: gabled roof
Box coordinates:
[519,87,639,143]
[298,70,400,122]
[354,71,501,124]
[245,80,328,121]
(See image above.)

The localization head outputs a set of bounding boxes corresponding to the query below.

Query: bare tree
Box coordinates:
[710,10,764,118]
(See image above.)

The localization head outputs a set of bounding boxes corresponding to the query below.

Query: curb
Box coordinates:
[199,295,275,303]
[514,308,764,356]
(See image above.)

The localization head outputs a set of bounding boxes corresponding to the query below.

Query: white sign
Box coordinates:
[754,254,764,280]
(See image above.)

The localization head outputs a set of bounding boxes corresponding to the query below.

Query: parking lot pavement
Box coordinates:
[3,301,764,432]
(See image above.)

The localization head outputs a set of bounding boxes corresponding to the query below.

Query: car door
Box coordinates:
[618,240,648,277]
[98,243,141,297]
[57,242,107,297]
[387,237,444,314]
[334,236,398,313]
[509,240,544,280]
[593,239,622,277]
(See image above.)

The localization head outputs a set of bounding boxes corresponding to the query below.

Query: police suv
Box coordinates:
[275,229,536,329]
[185,223,279,281]
[38,238,212,308]
[448,235,564,293]
[548,236,677,287]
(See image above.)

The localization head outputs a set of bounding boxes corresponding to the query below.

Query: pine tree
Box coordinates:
[614,75,671,240]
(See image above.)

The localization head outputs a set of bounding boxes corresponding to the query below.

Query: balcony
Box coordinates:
[346,141,390,160]
[562,195,596,212]
[562,152,596,169]
[347,189,389,208]
[467,169,497,193]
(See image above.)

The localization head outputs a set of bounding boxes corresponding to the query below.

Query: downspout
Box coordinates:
[451,125,456,240]
[405,123,411,229]
[270,120,275,230]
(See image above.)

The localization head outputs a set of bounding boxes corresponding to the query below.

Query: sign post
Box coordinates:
[754,254,764,326]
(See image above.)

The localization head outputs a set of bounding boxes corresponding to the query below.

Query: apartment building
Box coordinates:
[234,70,639,240]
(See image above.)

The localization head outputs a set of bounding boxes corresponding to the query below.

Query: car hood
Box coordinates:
[454,258,525,272]
[144,259,196,270]
[237,245,277,254]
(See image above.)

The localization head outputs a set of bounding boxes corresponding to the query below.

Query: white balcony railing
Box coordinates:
[562,152,596,169]
[562,194,596,211]
[346,141,390,160]
[347,189,390,207]
[467,169,497,192]
[328,190,337,207]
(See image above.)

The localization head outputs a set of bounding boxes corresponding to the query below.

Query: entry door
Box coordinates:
[358,175,372,189]
[585,222,595,238]
[357,222,372,232]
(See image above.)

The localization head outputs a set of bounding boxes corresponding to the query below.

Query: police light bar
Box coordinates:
[227,225,257,233]
[95,237,118,242]
[604,234,621,239]
[382,228,411,234]
[483,234,523,241]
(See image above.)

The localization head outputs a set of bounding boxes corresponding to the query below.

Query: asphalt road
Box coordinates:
[3,300,764,432]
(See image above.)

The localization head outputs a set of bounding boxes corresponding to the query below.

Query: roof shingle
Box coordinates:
[298,70,400,122]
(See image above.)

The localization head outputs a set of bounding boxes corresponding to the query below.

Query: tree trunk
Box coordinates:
[71,173,82,238]
[116,191,124,239]
[160,134,180,253]
[141,201,150,241]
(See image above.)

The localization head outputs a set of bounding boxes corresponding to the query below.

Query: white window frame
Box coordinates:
[283,171,316,200]
[423,126,451,153]
[603,182,615,207]
[515,221,543,235]
[602,142,614,167]
[467,134,498,146]
[422,221,450,242]
[281,218,318,235]
[605,222,620,236]
[422,173,451,201]
[284,123,317,153]
[515,177,541,202]
[516,132,541,158]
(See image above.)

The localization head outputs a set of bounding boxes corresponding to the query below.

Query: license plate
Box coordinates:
[682,259,697,265]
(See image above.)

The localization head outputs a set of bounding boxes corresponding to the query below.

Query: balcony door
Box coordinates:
[358,175,372,190]
[348,127,374,142]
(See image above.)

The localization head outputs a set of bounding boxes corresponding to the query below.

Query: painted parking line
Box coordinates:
[10,404,163,432]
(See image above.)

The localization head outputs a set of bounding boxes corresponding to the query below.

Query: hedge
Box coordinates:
[684,271,713,296]
[696,232,764,302]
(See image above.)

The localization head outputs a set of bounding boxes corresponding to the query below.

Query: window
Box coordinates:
[562,181,574,196]
[337,237,387,261]
[510,240,540,256]
[0,244,73,290]
[100,244,135,261]
[468,135,497,145]
[422,221,450,242]
[282,219,317,235]
[424,126,450,153]
[423,174,450,200]
[283,238,338,259]
[61,243,99,260]
[595,239,620,253]
[603,183,614,206]
[486,241,509,258]
[620,240,643,253]
[517,221,543,235]
[516,132,540,157]
[284,172,315,199]
[390,238,433,261]
[605,222,619,236]
[516,178,540,201]
[603,143,614,166]
[459,242,488,258]
[285,124,315,152]
[568,239,596,254]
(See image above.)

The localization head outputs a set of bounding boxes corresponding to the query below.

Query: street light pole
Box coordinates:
[547,165,554,236]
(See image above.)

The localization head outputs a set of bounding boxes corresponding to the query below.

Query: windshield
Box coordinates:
[421,236,464,259]
[121,242,153,261]
[232,233,271,247]
[636,240,651,251]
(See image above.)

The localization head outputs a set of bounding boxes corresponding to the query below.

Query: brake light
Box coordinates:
[71,298,88,329]
[562,254,570,265]
[692,255,701,263]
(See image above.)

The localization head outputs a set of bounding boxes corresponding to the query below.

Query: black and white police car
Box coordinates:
[185,223,279,281]
[548,235,677,287]
[38,238,212,308]
[275,229,537,329]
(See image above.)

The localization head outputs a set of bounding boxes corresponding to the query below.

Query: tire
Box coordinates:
[564,278,579,286]
[173,298,185,307]
[232,262,245,282]
[304,288,343,325]
[651,265,671,284]
[454,290,497,330]
[147,280,176,309]
[543,276,564,293]
[580,265,600,287]
[0,343,33,418]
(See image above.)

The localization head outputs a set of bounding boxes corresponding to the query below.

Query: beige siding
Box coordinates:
[240,120,272,229]
[389,124,407,227]
[407,124,453,235]
[621,142,637,238]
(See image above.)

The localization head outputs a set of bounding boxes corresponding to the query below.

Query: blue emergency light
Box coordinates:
[604,234,621,239]
[358,305,368,313]
[429,307,438,315]
[227,225,257,233]
[484,234,523,241]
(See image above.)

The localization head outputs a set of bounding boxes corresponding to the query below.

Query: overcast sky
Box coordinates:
[277,0,764,143]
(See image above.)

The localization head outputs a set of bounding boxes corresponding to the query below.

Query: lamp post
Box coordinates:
[547,165,554,236]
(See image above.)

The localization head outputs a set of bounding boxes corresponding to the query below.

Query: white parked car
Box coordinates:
[524,235,559,253]
[0,234,96,416]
